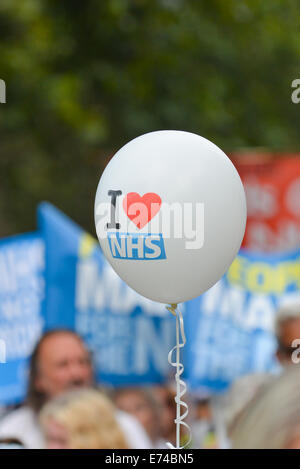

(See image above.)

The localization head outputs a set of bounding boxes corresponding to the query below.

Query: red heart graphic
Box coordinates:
[123,192,162,229]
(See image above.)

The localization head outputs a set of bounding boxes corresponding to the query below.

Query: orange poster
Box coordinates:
[234,154,300,252]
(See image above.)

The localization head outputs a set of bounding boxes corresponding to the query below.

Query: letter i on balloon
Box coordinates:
[95,130,247,448]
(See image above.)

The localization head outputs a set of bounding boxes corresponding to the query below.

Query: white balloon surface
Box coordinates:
[95,130,247,304]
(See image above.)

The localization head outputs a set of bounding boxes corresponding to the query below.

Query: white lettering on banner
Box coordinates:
[191,320,250,382]
[76,314,173,375]
[247,221,300,252]
[191,325,276,382]
[76,259,167,316]
[286,177,300,217]
[0,321,43,360]
[0,240,44,294]
[246,296,275,331]
[134,317,173,375]
[244,182,278,218]
[75,257,175,377]
[201,279,277,333]
[219,286,245,321]
[243,175,300,252]
[0,237,45,361]
[0,340,6,363]
[189,261,300,383]
[1,294,42,320]
[96,342,129,375]
[75,261,104,311]
[251,335,278,371]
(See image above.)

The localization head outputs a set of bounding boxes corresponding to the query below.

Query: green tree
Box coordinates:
[0,0,299,235]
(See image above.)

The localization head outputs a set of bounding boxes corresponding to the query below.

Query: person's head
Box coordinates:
[275,300,300,365]
[230,366,300,449]
[113,387,160,442]
[27,330,93,412]
[40,389,128,449]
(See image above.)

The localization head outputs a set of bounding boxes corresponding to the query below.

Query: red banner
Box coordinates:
[233,154,300,253]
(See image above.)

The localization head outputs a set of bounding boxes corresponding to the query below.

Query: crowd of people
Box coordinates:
[0,300,300,449]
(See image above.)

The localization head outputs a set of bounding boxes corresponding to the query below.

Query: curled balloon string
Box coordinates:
[166,303,192,450]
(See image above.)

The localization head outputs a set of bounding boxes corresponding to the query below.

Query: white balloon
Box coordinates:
[95,130,247,304]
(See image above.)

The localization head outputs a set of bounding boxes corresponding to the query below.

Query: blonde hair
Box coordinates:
[230,366,300,449]
[40,389,128,449]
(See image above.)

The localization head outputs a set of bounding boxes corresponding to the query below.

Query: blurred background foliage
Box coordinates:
[0,0,299,236]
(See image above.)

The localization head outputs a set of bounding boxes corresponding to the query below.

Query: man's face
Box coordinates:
[35,332,93,399]
[277,318,300,365]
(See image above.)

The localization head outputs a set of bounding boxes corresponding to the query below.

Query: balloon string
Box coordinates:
[166,303,192,449]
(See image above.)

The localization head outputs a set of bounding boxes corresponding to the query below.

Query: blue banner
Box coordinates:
[185,248,300,392]
[0,232,45,404]
[38,202,175,387]
[1,202,300,404]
